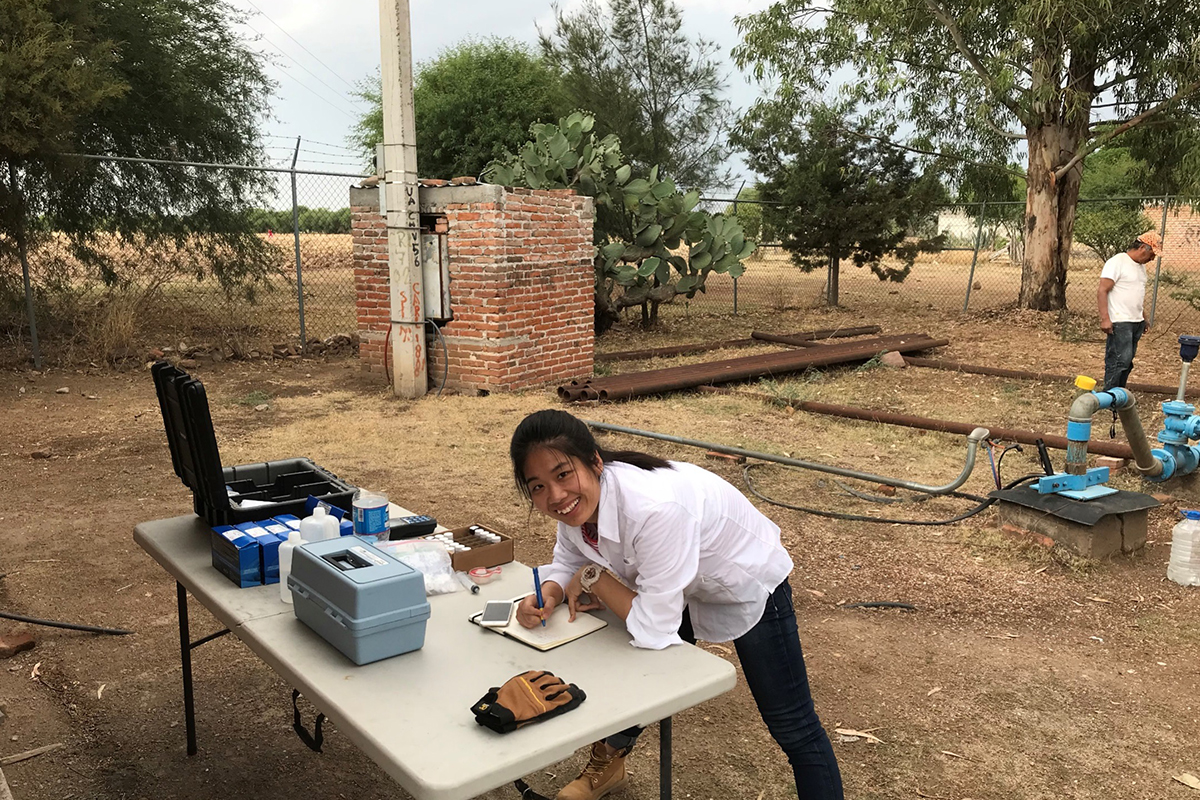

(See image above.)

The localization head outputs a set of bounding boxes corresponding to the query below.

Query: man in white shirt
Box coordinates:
[1098,231,1159,389]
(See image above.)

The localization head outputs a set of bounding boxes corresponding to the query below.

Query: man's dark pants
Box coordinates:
[1104,320,1146,390]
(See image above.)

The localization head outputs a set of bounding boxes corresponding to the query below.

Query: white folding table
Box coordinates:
[134,515,737,800]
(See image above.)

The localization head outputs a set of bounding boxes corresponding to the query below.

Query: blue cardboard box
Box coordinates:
[237,522,283,584]
[211,525,261,587]
[304,496,348,520]
[274,514,302,532]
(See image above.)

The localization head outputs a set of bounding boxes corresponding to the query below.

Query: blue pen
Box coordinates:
[532,566,546,627]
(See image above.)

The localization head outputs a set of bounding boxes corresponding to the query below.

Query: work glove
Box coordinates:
[471,670,586,734]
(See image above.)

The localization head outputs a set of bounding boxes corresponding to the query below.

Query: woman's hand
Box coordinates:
[564,567,607,622]
[515,587,559,629]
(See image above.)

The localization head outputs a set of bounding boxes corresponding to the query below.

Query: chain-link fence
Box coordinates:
[11,164,1200,364]
[2,155,366,361]
[684,195,1200,333]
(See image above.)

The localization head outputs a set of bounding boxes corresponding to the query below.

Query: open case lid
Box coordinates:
[151,361,228,508]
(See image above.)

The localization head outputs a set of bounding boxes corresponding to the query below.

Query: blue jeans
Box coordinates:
[1104,321,1145,390]
[606,580,844,799]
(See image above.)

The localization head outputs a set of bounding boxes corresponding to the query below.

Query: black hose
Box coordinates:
[842,602,917,611]
[426,319,449,397]
[832,479,924,505]
[513,779,553,800]
[831,479,988,505]
[0,610,133,636]
[742,465,1042,526]
[995,443,1023,486]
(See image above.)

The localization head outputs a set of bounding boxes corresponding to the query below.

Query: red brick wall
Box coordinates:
[351,186,594,393]
[351,196,390,373]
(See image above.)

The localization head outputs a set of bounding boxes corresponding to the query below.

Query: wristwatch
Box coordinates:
[579,564,605,593]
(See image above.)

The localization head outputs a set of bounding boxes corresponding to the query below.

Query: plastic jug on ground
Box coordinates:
[1168,509,1200,587]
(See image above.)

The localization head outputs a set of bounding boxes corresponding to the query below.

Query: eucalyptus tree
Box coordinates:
[735,0,1200,310]
[541,0,734,191]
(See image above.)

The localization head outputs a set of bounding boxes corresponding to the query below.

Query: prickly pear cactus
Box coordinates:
[484,112,755,330]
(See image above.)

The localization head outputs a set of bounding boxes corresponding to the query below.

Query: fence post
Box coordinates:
[9,164,43,369]
[731,193,739,315]
[963,200,987,311]
[1148,195,1170,328]
[291,137,307,352]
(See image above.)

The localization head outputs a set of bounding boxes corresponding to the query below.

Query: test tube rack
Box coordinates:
[420,524,514,571]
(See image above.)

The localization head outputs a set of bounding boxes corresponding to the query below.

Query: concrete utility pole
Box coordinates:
[377,0,427,397]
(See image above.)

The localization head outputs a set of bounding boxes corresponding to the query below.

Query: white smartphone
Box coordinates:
[479,600,515,627]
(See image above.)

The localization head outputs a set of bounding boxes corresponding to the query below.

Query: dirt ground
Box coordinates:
[2,303,1199,800]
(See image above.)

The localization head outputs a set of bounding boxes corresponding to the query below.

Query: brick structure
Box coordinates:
[351,184,594,393]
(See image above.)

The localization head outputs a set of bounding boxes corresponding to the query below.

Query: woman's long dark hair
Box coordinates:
[510,409,671,499]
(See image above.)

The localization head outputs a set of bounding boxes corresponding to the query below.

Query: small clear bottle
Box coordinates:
[1168,510,1200,587]
[352,489,390,542]
[278,529,302,604]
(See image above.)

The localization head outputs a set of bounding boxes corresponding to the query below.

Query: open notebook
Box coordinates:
[469,594,608,652]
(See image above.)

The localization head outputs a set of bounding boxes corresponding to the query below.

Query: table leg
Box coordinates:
[659,716,672,800]
[176,581,198,756]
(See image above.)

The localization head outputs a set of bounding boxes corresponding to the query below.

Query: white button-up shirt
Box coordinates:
[537,461,794,649]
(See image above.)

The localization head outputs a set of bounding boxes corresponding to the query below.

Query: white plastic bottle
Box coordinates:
[300,506,333,542]
[322,511,341,540]
[278,529,302,604]
[1168,510,1200,587]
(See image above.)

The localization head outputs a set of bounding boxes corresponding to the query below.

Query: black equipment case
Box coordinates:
[152,361,356,526]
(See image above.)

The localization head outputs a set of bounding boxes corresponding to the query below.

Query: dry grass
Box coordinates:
[3,233,357,362]
[3,305,1200,800]
[11,228,1200,366]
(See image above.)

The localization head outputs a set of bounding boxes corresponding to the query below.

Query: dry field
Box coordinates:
[2,302,1200,800]
[11,226,1200,368]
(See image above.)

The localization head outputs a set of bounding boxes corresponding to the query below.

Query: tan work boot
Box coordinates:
[555,742,629,800]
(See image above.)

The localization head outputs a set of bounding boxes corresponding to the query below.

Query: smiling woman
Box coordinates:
[506,409,844,800]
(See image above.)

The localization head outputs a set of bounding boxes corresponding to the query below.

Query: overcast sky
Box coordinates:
[231,0,775,193]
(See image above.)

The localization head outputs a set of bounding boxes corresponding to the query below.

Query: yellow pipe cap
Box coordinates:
[1075,375,1097,391]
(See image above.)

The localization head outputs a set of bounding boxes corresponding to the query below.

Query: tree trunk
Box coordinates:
[1019,31,1093,312]
[8,164,42,368]
[826,250,840,306]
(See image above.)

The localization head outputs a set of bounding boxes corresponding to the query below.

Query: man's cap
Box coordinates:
[1136,231,1162,255]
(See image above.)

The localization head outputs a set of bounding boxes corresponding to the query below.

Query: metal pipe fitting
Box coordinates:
[583,420,990,496]
[1065,389,1164,479]
[1065,392,1102,475]
[1111,391,1165,478]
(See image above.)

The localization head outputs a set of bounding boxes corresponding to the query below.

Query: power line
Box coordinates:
[243,0,360,91]
[247,21,367,114]
[270,67,359,120]
[58,151,369,178]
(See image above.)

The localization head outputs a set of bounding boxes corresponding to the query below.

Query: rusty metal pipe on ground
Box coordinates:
[583,420,991,496]
[695,386,1137,461]
[595,325,882,363]
[903,356,1198,399]
[564,335,948,402]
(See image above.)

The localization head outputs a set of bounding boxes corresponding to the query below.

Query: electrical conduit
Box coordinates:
[583,420,990,496]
